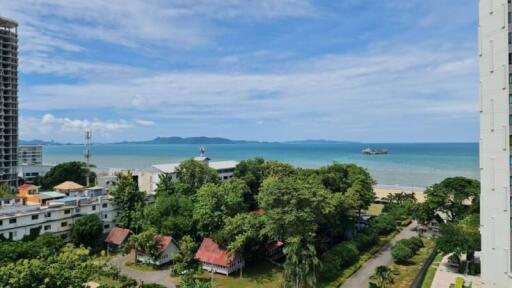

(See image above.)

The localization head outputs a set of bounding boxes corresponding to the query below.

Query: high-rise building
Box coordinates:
[0,17,18,187]
[18,145,43,166]
[480,1,512,286]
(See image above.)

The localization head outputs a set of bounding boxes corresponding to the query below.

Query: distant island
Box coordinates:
[20,137,360,145]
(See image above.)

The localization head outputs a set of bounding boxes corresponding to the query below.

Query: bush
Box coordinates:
[391,242,414,263]
[370,214,397,235]
[353,229,378,250]
[320,241,360,281]
[403,236,423,252]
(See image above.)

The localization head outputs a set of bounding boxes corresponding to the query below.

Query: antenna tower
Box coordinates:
[84,129,92,186]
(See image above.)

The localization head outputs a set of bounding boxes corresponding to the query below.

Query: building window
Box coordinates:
[32,214,39,220]
[45,212,51,218]
[92,205,96,211]
[44,225,51,231]
[61,222,67,227]
[103,224,110,229]
[0,220,2,226]
[9,218,16,224]
[102,203,108,208]
[64,209,71,215]
[75,208,80,213]
[104,214,108,219]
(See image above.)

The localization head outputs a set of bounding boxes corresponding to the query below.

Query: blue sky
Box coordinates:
[2,0,478,143]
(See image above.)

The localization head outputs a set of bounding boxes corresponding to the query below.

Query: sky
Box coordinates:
[1,0,478,143]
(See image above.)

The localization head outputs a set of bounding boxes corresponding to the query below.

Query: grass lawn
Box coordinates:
[389,239,435,288]
[198,261,283,288]
[421,252,443,288]
[94,275,126,288]
[366,203,384,216]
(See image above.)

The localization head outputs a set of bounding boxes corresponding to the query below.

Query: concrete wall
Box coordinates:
[480,0,512,286]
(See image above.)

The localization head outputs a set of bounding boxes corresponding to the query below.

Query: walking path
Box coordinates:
[431,254,481,288]
[111,254,176,288]
[341,221,418,288]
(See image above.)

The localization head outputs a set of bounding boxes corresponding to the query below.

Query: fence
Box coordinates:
[411,249,438,288]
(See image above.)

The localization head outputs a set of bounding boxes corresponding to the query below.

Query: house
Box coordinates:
[105,227,132,251]
[265,240,284,260]
[54,181,85,196]
[136,235,178,266]
[195,238,245,275]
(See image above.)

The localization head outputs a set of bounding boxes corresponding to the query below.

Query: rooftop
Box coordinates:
[54,181,84,191]
[105,227,132,245]
[38,191,66,200]
[0,16,17,29]
[153,160,238,173]
[195,238,237,267]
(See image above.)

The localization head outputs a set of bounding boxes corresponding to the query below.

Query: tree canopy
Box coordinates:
[69,214,103,248]
[110,172,146,231]
[38,161,96,189]
[175,159,220,195]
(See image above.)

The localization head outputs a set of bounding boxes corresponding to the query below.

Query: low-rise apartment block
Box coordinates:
[0,182,116,240]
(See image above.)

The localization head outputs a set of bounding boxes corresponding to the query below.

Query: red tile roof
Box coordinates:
[18,183,36,191]
[195,238,236,267]
[105,227,131,245]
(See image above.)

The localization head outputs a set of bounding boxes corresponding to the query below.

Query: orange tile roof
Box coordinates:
[54,181,84,191]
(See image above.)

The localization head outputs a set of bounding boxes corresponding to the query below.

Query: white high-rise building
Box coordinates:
[480,0,512,286]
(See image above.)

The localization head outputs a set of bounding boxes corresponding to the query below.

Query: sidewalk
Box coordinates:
[431,254,481,288]
[341,222,418,288]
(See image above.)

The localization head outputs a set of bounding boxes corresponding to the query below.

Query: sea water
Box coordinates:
[43,143,478,187]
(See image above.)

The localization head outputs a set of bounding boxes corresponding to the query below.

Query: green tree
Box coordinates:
[234,157,266,196]
[258,176,333,241]
[424,177,479,222]
[70,214,103,248]
[435,213,480,261]
[155,173,176,197]
[369,266,395,288]
[144,194,195,239]
[110,172,146,231]
[125,228,162,264]
[0,244,104,288]
[0,183,13,199]
[193,179,249,236]
[173,235,199,276]
[214,212,266,261]
[40,161,96,189]
[343,175,375,216]
[263,160,296,179]
[175,159,219,195]
[283,236,320,288]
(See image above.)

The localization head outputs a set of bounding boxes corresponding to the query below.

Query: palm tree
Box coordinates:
[369,266,394,288]
[283,236,320,288]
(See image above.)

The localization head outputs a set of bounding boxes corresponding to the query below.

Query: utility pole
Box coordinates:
[84,129,92,187]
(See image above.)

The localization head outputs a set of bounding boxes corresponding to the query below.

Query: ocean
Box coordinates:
[42,143,479,188]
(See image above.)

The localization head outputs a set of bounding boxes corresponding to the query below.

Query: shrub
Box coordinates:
[319,241,360,281]
[404,236,423,252]
[353,229,378,250]
[391,242,414,263]
[370,214,397,235]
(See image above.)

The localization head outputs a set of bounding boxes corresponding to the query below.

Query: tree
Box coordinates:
[424,177,479,222]
[263,160,296,179]
[0,183,13,199]
[155,173,176,197]
[234,157,266,196]
[435,213,480,261]
[0,244,105,288]
[70,214,103,248]
[258,176,333,241]
[214,212,266,262]
[0,233,65,264]
[40,161,96,189]
[144,194,195,239]
[125,228,162,264]
[283,236,320,288]
[173,235,199,276]
[369,266,395,288]
[175,159,219,195]
[110,172,146,231]
[193,179,249,236]
[343,175,375,216]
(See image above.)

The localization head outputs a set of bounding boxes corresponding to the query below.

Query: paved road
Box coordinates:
[111,253,176,288]
[341,221,418,288]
